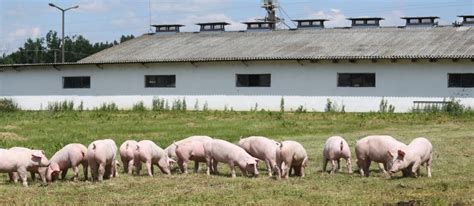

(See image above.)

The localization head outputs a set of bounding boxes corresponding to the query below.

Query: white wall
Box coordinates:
[1,60,473,112]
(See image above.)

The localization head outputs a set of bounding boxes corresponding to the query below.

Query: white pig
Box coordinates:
[0,148,49,186]
[9,147,49,184]
[165,136,213,161]
[355,135,408,177]
[134,140,172,176]
[277,140,308,179]
[238,136,280,177]
[175,138,212,174]
[389,137,433,178]
[322,136,353,174]
[87,139,118,182]
[119,140,138,174]
[204,139,259,178]
[46,143,88,182]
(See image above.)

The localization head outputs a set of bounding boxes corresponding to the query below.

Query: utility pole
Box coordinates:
[261,0,279,30]
[49,3,79,63]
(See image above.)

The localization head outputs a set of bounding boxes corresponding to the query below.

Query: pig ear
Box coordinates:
[387,151,393,158]
[398,150,406,159]
[32,152,42,158]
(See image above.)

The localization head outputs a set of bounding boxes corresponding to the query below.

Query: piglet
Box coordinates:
[134,140,172,176]
[322,136,352,174]
[389,137,433,178]
[46,143,88,182]
[277,140,308,179]
[87,139,118,182]
[119,140,138,174]
[204,139,259,178]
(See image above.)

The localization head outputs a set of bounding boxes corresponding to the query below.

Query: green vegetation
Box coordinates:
[0,111,473,205]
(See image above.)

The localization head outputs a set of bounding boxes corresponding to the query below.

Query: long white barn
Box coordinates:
[1,17,473,112]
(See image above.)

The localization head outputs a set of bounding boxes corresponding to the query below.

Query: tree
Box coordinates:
[0,30,135,64]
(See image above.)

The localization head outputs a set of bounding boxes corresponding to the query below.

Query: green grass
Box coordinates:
[0,111,473,205]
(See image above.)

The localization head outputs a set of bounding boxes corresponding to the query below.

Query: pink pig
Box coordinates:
[87,139,118,182]
[322,136,352,174]
[276,140,308,179]
[0,147,49,186]
[238,136,281,177]
[134,140,173,176]
[389,137,433,178]
[175,138,212,174]
[119,140,138,175]
[46,143,88,182]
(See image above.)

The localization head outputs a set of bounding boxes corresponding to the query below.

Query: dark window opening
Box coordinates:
[236,74,271,87]
[338,73,376,87]
[145,75,176,88]
[448,73,474,88]
[63,76,90,89]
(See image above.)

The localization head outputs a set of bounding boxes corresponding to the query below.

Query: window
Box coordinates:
[301,21,311,26]
[312,21,321,26]
[63,76,90,89]
[158,27,167,31]
[236,74,271,87]
[261,23,269,28]
[338,73,376,87]
[366,20,376,24]
[168,26,176,31]
[409,19,419,24]
[355,20,365,25]
[203,25,212,30]
[214,24,223,29]
[466,17,474,22]
[421,18,432,23]
[145,75,176,88]
[448,73,474,88]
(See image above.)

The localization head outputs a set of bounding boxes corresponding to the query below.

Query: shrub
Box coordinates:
[47,100,74,112]
[152,97,166,111]
[0,98,19,112]
[132,101,146,112]
[280,97,285,113]
[379,98,395,113]
[94,103,119,112]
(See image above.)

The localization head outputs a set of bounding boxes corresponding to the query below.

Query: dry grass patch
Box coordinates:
[0,132,26,141]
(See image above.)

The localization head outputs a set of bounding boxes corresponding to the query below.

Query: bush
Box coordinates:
[94,103,119,112]
[132,101,146,112]
[47,100,74,112]
[0,98,19,112]
[379,98,395,113]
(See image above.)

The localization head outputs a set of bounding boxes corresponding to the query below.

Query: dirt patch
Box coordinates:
[0,132,27,141]
[3,125,19,130]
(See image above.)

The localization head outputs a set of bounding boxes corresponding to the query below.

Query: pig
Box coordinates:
[87,139,118,182]
[204,139,259,178]
[119,140,138,174]
[276,140,308,179]
[165,136,213,161]
[9,147,49,184]
[0,148,49,186]
[389,137,433,178]
[175,138,213,174]
[355,135,408,177]
[238,136,280,177]
[134,140,172,176]
[322,136,353,174]
[46,143,88,182]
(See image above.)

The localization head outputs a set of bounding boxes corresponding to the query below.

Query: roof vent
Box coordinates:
[242,21,275,31]
[458,15,474,26]
[292,19,328,29]
[347,17,384,28]
[401,16,439,27]
[152,24,184,33]
[196,22,230,32]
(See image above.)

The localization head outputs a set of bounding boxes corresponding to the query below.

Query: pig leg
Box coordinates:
[206,157,212,176]
[98,164,105,182]
[265,160,272,177]
[427,153,433,178]
[411,161,421,178]
[228,161,236,178]
[178,159,186,174]
[18,169,28,187]
[30,171,36,181]
[82,161,89,180]
[194,161,199,173]
[322,158,328,173]
[330,160,337,174]
[300,165,305,177]
[145,161,153,177]
[72,166,79,181]
[337,159,341,172]
[284,160,292,179]
[346,158,353,174]
[61,169,68,180]
[358,158,370,177]
[9,172,18,183]
[212,159,219,175]
[128,160,134,175]
[134,161,142,176]
[121,157,128,174]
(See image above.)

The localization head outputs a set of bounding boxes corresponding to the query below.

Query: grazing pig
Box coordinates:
[134,140,172,176]
[277,141,308,179]
[46,143,88,182]
[175,138,212,174]
[0,148,49,186]
[389,137,433,178]
[9,147,49,184]
[165,136,213,161]
[238,136,280,177]
[322,136,353,174]
[355,135,408,177]
[204,139,259,178]
[87,139,118,182]
[119,140,138,174]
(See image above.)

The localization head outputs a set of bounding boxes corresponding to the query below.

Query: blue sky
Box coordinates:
[1,0,473,54]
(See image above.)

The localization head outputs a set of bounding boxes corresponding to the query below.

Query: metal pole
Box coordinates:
[62,10,65,63]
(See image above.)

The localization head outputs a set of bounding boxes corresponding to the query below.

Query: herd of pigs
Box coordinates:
[0,135,433,187]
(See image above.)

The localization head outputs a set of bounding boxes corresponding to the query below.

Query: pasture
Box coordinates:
[0,111,473,205]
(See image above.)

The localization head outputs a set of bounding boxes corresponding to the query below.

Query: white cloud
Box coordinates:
[154,13,246,31]
[307,8,348,28]
[8,27,41,39]
[151,0,230,13]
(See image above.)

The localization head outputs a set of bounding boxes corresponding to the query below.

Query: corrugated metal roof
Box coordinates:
[77,26,473,64]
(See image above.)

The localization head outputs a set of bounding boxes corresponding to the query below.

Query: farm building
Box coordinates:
[0,16,473,112]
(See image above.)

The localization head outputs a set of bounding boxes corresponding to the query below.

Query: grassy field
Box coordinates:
[0,111,473,205]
